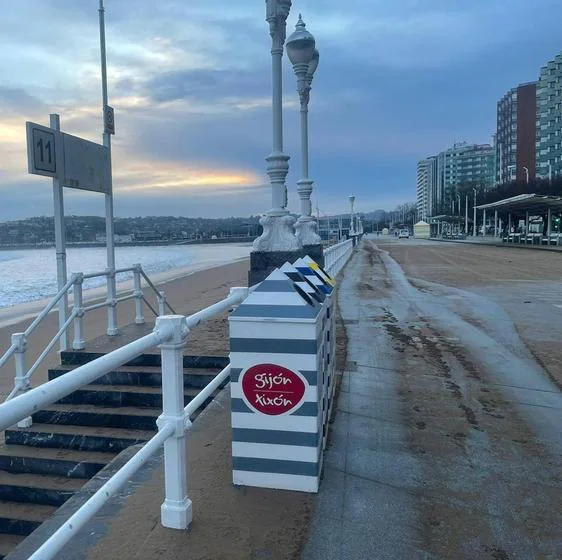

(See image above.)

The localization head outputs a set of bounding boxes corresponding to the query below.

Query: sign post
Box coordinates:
[50,114,68,352]
[99,0,118,336]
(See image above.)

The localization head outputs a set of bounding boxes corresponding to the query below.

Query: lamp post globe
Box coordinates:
[286,15,316,68]
[288,15,323,259]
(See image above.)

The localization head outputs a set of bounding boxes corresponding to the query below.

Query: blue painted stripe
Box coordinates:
[230,338,317,354]
[233,428,318,447]
[233,457,319,476]
[254,280,298,293]
[230,368,318,385]
[231,399,318,416]
[231,305,320,319]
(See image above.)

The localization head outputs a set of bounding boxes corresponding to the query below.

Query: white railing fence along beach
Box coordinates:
[0,264,175,408]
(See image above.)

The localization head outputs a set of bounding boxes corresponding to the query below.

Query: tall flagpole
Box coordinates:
[99,0,118,335]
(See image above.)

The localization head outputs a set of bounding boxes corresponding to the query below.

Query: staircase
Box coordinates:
[0,350,228,559]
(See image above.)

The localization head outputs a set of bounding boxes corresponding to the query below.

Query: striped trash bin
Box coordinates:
[229,258,335,493]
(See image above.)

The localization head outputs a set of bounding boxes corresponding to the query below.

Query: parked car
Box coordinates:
[398,229,410,239]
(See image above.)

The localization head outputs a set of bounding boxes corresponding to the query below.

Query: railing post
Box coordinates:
[156,315,192,530]
[72,273,85,350]
[158,292,166,316]
[106,268,119,336]
[133,264,145,325]
[11,333,32,428]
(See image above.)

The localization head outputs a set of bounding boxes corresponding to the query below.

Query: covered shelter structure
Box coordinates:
[475,193,562,245]
[427,215,468,239]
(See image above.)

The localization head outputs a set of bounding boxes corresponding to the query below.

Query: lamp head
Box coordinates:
[286,14,316,66]
[307,49,319,78]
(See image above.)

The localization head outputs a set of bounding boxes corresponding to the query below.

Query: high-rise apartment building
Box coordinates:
[417,157,438,219]
[496,82,537,184]
[536,52,562,179]
[433,143,495,213]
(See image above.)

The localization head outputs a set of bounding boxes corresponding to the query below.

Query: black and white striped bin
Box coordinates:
[229,258,335,493]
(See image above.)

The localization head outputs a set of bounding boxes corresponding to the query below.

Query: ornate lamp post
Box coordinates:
[250,0,300,285]
[286,15,323,264]
[349,195,356,236]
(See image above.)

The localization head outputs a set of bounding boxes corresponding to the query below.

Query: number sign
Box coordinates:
[26,122,59,178]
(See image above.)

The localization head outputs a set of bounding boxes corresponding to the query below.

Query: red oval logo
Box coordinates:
[241,364,307,416]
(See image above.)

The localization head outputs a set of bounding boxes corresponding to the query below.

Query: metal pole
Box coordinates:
[50,113,68,352]
[99,0,118,336]
[483,209,487,236]
[494,210,498,237]
[465,195,468,235]
[473,189,477,237]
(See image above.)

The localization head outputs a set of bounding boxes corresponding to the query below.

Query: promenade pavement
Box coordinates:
[302,238,561,559]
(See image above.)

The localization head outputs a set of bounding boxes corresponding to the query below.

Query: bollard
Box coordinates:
[229,257,335,493]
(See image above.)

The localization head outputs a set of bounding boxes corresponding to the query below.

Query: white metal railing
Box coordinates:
[0,264,176,407]
[323,238,354,277]
[0,287,248,560]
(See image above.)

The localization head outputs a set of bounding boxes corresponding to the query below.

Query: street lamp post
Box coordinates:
[250,0,299,285]
[473,187,477,237]
[287,15,323,263]
[349,195,356,237]
[523,166,529,184]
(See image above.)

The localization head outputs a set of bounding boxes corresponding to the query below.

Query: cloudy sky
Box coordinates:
[1,0,561,221]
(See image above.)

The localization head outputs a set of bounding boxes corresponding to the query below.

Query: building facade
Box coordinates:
[496,82,537,184]
[536,52,562,179]
[417,157,439,220]
[434,143,495,214]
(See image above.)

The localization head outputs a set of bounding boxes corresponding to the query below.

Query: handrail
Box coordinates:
[323,238,354,277]
[28,363,232,560]
[23,276,76,339]
[139,269,177,314]
[0,263,181,405]
[0,330,165,429]
[0,344,16,371]
[0,288,248,560]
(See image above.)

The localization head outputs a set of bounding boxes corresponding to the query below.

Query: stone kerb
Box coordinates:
[228,257,335,493]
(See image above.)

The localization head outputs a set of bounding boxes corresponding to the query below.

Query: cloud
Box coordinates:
[1,0,562,222]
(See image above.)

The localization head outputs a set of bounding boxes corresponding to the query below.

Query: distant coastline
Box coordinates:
[0,237,255,251]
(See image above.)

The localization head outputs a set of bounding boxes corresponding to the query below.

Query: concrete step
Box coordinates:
[0,534,25,559]
[33,403,160,431]
[0,501,56,536]
[0,445,113,479]
[5,424,153,454]
[55,385,204,408]
[60,351,229,370]
[0,471,86,507]
[48,364,223,389]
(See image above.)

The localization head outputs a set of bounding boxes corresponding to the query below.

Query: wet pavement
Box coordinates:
[303,238,562,559]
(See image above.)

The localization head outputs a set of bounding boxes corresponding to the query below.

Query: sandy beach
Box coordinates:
[0,257,250,398]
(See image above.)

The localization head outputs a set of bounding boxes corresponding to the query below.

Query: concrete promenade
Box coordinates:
[304,238,561,559]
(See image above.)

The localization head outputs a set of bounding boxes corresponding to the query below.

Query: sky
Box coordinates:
[1,0,562,221]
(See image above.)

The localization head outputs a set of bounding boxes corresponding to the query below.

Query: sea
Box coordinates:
[0,243,252,309]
